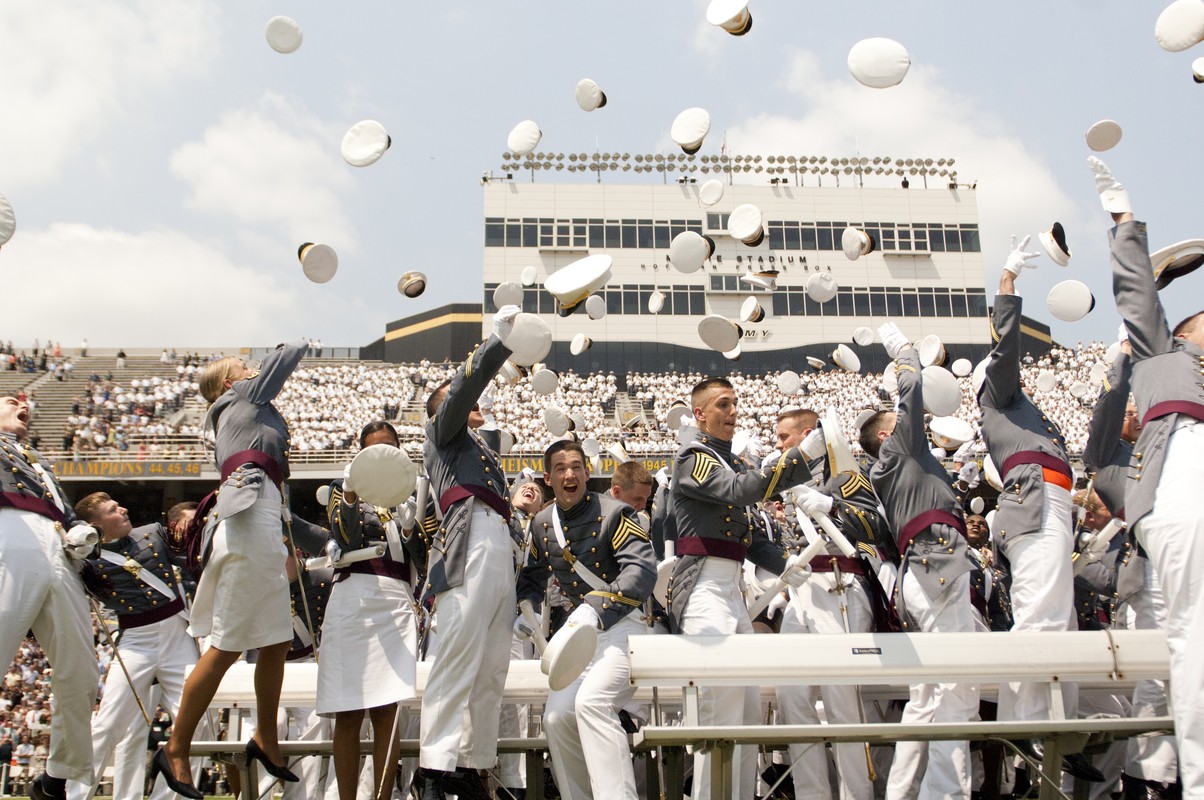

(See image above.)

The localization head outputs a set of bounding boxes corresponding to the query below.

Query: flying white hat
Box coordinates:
[265,16,303,53]
[574,78,607,112]
[298,243,337,283]
[706,0,753,35]
[848,37,911,88]
[506,120,542,156]
[341,120,390,167]
[671,107,711,154]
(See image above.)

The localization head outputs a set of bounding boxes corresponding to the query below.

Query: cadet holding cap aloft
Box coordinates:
[418,305,525,800]
[976,237,1103,782]
[515,439,655,800]
[664,377,814,800]
[1090,156,1204,798]
[0,395,99,800]
[859,326,977,800]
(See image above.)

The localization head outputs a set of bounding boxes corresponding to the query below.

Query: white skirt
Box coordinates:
[316,572,418,716]
[188,483,292,653]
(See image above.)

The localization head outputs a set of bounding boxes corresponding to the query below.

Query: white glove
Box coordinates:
[654,467,670,490]
[478,380,496,413]
[767,590,790,617]
[324,539,343,567]
[341,463,355,495]
[398,498,417,531]
[492,304,522,342]
[1117,322,1129,343]
[951,440,975,463]
[568,603,602,630]
[513,614,535,642]
[794,484,834,516]
[958,462,981,488]
[1087,156,1132,214]
[1002,234,1041,276]
[781,554,812,589]
[761,450,782,469]
[800,428,826,461]
[63,524,98,561]
[878,323,910,360]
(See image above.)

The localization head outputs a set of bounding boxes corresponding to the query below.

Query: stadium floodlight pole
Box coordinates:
[90,596,153,728]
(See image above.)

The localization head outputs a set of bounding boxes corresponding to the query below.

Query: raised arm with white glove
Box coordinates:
[1002,234,1041,276]
[567,602,602,630]
[63,524,99,561]
[780,553,812,588]
[492,304,522,342]
[1087,156,1132,214]
[878,322,911,360]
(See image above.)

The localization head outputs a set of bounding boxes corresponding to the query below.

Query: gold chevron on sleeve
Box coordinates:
[857,541,877,558]
[691,451,721,485]
[611,515,650,550]
[839,471,874,499]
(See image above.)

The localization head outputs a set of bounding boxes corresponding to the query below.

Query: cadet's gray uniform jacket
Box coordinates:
[287,564,333,660]
[517,492,656,630]
[423,335,512,594]
[666,433,811,631]
[1111,220,1204,528]
[82,524,187,626]
[0,433,79,527]
[1082,353,1133,520]
[869,347,969,608]
[200,340,307,557]
[978,293,1072,551]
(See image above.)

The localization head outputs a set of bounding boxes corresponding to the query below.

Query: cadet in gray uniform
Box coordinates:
[69,493,203,800]
[665,377,812,800]
[1091,156,1204,799]
[1082,346,1179,793]
[517,439,656,800]
[977,244,1097,782]
[419,306,523,800]
[0,396,99,800]
[861,327,977,800]
[163,340,311,798]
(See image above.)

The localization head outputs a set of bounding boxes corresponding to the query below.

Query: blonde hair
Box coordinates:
[199,357,242,404]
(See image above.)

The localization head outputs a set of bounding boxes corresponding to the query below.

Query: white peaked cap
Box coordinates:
[848,37,911,88]
[507,120,542,156]
[265,16,303,53]
[341,120,390,167]
[298,243,338,283]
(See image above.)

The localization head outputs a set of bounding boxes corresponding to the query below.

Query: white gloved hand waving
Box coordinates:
[1087,156,1132,214]
[878,323,910,360]
[341,463,355,495]
[1003,234,1041,276]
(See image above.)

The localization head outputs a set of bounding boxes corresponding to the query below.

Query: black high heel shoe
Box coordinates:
[150,748,204,800]
[246,738,300,782]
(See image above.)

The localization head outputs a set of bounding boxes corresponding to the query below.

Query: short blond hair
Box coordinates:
[199,357,241,403]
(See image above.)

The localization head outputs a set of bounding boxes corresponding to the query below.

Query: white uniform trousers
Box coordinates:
[0,509,98,782]
[678,557,760,800]
[1119,557,1178,784]
[776,572,875,800]
[1134,418,1204,799]
[886,570,979,800]
[420,504,516,772]
[1002,482,1077,722]
[545,613,644,800]
[67,613,201,800]
[111,689,152,800]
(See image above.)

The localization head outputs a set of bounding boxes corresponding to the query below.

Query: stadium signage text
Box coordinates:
[51,461,203,479]
[500,455,670,477]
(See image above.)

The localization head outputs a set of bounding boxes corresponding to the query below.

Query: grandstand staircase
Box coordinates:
[27,356,195,451]
[613,392,649,431]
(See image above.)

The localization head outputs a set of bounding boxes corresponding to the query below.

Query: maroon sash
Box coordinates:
[438,484,511,522]
[0,492,66,526]
[181,450,285,573]
[1142,400,1204,427]
[675,536,748,562]
[898,509,966,555]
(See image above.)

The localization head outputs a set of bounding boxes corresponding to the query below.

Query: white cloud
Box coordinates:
[0,0,220,189]
[0,223,308,347]
[170,93,356,248]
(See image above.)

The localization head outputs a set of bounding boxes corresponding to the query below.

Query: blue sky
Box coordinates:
[1,1,1200,349]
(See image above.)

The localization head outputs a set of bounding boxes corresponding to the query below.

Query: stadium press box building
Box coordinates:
[478,167,1000,375]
